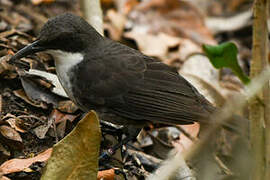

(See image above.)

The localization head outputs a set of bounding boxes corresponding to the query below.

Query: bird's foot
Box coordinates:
[99,127,141,161]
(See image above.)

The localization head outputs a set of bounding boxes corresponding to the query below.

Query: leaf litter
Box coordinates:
[0,0,253,179]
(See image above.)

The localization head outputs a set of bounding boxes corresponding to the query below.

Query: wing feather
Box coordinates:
[75,40,215,125]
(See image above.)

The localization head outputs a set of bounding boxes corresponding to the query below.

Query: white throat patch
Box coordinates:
[46,50,83,99]
[47,50,83,69]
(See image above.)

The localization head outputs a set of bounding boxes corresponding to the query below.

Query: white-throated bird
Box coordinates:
[10,13,218,137]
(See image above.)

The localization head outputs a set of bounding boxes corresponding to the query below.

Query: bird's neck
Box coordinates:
[47,50,84,99]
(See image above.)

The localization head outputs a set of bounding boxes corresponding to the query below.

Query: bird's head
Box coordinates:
[10,13,102,63]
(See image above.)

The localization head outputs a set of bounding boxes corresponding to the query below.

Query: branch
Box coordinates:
[249,0,269,179]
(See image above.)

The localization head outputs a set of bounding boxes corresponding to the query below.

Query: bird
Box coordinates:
[10,13,216,133]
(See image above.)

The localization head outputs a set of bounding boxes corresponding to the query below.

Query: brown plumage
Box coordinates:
[10,13,216,127]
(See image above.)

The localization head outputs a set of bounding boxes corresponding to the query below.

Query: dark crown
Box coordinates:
[37,13,102,52]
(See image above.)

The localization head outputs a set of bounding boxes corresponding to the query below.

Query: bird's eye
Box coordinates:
[41,33,85,52]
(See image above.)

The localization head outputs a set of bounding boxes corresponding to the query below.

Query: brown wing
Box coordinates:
[109,61,215,125]
[74,40,215,125]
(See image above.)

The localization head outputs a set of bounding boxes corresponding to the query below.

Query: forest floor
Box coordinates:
[0,0,253,179]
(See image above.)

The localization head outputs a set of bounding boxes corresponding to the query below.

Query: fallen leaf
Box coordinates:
[49,109,78,124]
[0,148,52,175]
[220,75,243,91]
[0,125,22,143]
[20,76,60,107]
[56,120,66,139]
[13,89,47,109]
[0,176,11,180]
[57,100,78,114]
[6,118,26,133]
[0,29,16,39]
[0,55,16,79]
[124,32,181,58]
[173,123,200,153]
[33,115,52,139]
[128,0,215,44]
[25,69,68,98]
[2,113,27,133]
[123,0,140,14]
[31,0,54,5]
[0,143,10,164]
[97,169,115,180]
[178,39,202,61]
[43,109,77,139]
[41,111,101,180]
[205,10,252,34]
[0,125,23,150]
[180,54,227,106]
[106,9,126,41]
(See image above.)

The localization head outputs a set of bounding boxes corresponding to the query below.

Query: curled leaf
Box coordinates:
[0,149,52,175]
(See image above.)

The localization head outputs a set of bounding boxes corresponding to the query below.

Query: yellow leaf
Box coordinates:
[41,111,101,180]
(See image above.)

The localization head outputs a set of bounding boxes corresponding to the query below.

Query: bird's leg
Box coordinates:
[100,120,124,136]
[99,127,141,160]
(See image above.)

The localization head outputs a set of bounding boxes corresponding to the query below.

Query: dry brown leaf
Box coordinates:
[106,10,126,41]
[57,100,78,113]
[37,109,77,139]
[124,32,181,58]
[178,39,202,61]
[6,118,26,133]
[121,0,216,64]
[97,169,115,180]
[180,54,226,106]
[13,89,47,109]
[0,29,16,39]
[0,148,52,175]
[0,176,11,180]
[41,111,101,180]
[0,143,10,163]
[7,49,14,56]
[174,123,200,153]
[0,125,22,143]
[128,0,215,44]
[31,0,54,5]
[0,55,16,79]
[123,0,140,14]
[49,109,77,124]
[56,120,66,139]
[20,76,60,107]
[33,115,52,139]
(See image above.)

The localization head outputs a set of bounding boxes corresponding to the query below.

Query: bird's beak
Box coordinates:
[9,40,45,63]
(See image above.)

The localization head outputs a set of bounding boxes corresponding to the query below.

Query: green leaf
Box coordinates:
[202,42,250,84]
[41,111,101,180]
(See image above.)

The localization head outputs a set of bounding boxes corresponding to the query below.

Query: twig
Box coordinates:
[214,155,233,176]
[146,131,174,148]
[205,9,252,34]
[79,0,103,36]
[249,0,269,179]
[174,125,198,142]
